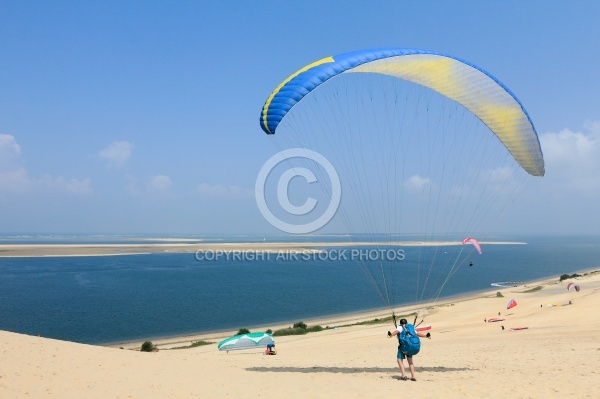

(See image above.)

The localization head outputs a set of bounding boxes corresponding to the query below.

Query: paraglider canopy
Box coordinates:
[567,283,581,292]
[257,47,545,315]
[463,237,482,255]
[260,47,545,176]
[507,299,517,310]
[218,332,274,352]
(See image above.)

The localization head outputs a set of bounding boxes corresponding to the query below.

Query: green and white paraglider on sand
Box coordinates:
[217,332,274,352]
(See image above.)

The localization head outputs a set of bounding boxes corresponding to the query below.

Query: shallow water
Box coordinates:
[0,235,598,344]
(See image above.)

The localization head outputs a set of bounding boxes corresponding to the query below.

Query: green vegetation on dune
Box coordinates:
[272,321,323,336]
[169,340,214,350]
[560,273,582,281]
[335,312,418,328]
[140,341,156,352]
[522,286,543,293]
[268,313,420,336]
[349,315,395,326]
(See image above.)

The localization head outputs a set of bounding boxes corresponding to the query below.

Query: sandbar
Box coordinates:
[0,240,525,257]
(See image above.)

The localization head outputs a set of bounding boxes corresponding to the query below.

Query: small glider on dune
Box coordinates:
[507,299,517,310]
[462,237,482,255]
[218,332,274,352]
[567,283,581,292]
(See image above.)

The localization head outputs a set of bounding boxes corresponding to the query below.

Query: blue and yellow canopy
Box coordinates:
[259,48,544,176]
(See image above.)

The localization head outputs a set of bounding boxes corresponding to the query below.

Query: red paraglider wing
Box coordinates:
[567,283,580,292]
[462,237,482,254]
[507,299,517,309]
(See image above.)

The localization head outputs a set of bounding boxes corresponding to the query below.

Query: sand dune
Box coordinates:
[1,269,598,398]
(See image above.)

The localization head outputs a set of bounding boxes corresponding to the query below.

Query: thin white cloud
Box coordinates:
[541,123,600,165]
[539,121,600,193]
[404,175,431,193]
[37,176,93,195]
[484,166,514,183]
[147,174,172,192]
[476,166,519,193]
[0,134,93,195]
[99,141,133,167]
[448,183,472,197]
[0,135,33,193]
[0,170,93,195]
[0,134,21,166]
[196,183,253,198]
[0,168,30,193]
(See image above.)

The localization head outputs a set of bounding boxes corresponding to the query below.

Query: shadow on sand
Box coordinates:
[247,366,476,374]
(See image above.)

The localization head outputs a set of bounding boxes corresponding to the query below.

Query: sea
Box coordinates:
[0,234,598,345]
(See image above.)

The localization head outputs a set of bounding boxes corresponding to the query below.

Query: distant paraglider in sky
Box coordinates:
[463,237,482,255]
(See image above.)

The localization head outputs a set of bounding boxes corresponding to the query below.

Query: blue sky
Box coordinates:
[1,1,599,235]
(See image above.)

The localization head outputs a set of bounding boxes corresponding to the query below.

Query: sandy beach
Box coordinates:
[1,269,598,398]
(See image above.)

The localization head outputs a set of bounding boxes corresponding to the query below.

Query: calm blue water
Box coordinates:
[0,235,598,344]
